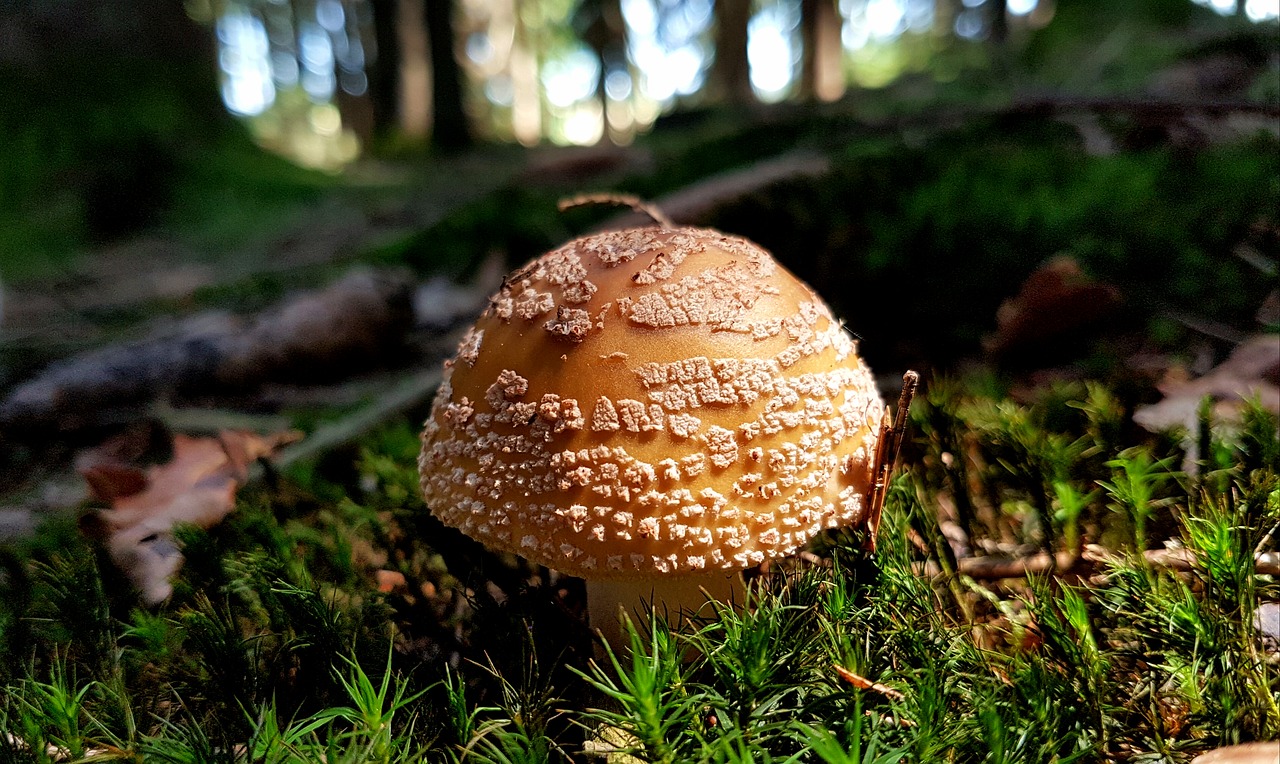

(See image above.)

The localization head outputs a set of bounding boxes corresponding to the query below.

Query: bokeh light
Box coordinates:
[749,1,802,101]
[215,0,1280,160]
[218,8,275,116]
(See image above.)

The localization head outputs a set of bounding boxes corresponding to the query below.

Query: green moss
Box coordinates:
[1,368,1276,760]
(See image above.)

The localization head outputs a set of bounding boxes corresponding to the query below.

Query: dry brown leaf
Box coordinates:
[81,463,148,501]
[81,429,300,604]
[100,435,236,530]
[1134,334,1280,434]
[985,256,1124,359]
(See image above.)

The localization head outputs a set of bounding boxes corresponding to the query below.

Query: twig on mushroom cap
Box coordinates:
[865,371,920,551]
[557,193,675,229]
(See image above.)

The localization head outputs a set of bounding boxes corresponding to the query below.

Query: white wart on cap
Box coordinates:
[418,225,886,582]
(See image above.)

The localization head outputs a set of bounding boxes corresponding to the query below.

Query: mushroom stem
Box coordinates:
[587,571,745,653]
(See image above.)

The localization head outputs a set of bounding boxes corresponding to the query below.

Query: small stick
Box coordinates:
[833,664,906,701]
[557,193,674,229]
[1254,519,1279,559]
[865,371,920,551]
[911,548,1280,580]
[913,551,1081,579]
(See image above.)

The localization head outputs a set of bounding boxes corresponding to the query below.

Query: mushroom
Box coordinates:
[418,208,914,648]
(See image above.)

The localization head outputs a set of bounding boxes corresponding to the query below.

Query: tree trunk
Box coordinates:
[397,0,431,140]
[424,0,471,150]
[510,0,541,145]
[989,0,1008,45]
[367,0,401,140]
[933,0,955,39]
[604,2,631,144]
[711,0,753,104]
[576,0,628,144]
[800,0,845,102]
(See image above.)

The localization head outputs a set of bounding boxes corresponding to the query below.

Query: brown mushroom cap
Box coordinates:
[418,226,884,580]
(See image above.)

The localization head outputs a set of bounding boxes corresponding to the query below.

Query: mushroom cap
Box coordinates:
[418,226,884,579]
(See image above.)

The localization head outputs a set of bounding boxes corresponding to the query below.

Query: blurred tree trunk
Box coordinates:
[424,0,471,149]
[987,0,1010,76]
[368,0,401,140]
[0,0,224,238]
[933,0,957,41]
[989,0,1009,44]
[398,0,432,140]
[510,1,541,145]
[0,0,221,116]
[711,0,753,104]
[800,0,845,102]
[576,0,628,144]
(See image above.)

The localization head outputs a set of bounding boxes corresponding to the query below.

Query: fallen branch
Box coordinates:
[598,152,832,230]
[913,551,1081,579]
[1138,547,1280,577]
[0,269,414,433]
[911,547,1280,579]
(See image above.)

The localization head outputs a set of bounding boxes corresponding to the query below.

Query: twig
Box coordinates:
[558,193,674,228]
[594,153,832,230]
[833,664,906,701]
[1141,547,1280,577]
[913,551,1081,579]
[149,403,293,434]
[1254,519,1280,559]
[798,551,827,567]
[910,547,1280,579]
[866,96,1280,137]
[866,371,920,551]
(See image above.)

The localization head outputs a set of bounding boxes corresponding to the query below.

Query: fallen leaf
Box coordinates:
[80,429,300,604]
[100,435,236,531]
[985,256,1124,360]
[81,463,148,501]
[1134,334,1280,435]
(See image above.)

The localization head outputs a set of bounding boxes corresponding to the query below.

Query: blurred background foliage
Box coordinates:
[0,0,1276,283]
